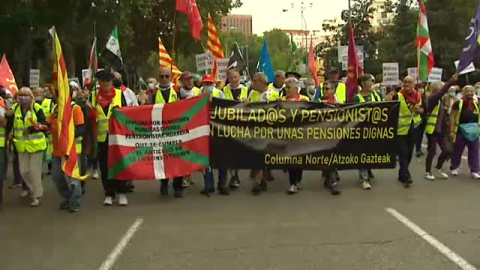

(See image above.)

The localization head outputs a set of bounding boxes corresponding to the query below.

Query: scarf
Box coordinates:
[400,89,421,105]
[97,87,116,108]
[120,85,127,92]
[462,96,476,111]
[285,93,301,101]
[322,95,336,104]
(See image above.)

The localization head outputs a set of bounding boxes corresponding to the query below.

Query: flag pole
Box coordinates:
[171,10,178,76]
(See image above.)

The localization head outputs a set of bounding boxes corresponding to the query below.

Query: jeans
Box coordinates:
[425,134,451,173]
[52,157,82,210]
[450,133,480,173]
[217,168,228,189]
[397,124,416,181]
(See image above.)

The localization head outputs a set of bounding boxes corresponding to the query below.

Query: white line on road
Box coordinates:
[422,144,467,160]
[386,208,477,270]
[98,218,144,270]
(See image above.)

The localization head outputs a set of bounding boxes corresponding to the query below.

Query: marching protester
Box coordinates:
[424,74,457,180]
[48,82,85,212]
[92,70,129,206]
[152,67,184,198]
[320,81,341,195]
[354,74,382,190]
[449,85,480,179]
[281,78,308,194]
[33,87,54,175]
[415,84,428,158]
[222,69,249,189]
[0,87,6,206]
[201,74,224,98]
[327,69,347,104]
[268,70,286,94]
[247,72,279,195]
[393,76,424,186]
[305,78,317,101]
[11,87,48,206]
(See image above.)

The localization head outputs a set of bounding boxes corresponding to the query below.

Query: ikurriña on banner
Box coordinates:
[210,99,400,170]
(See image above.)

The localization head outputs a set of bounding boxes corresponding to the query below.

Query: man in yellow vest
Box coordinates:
[268,70,286,93]
[247,72,279,195]
[152,67,179,105]
[393,76,424,186]
[33,87,54,174]
[327,69,347,103]
[153,67,184,198]
[93,70,129,206]
[0,86,7,206]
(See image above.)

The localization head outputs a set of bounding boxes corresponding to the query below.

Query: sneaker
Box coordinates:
[182,180,190,188]
[425,173,435,181]
[103,196,113,206]
[252,181,262,195]
[362,181,372,190]
[472,172,480,179]
[434,169,449,179]
[287,185,298,194]
[296,182,303,190]
[118,194,128,206]
[68,207,80,213]
[451,169,459,176]
[30,198,41,207]
[20,190,30,198]
[59,201,69,210]
[229,179,241,189]
[330,183,341,196]
[92,170,99,179]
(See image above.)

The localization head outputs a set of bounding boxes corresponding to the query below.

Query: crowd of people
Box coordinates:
[0,66,478,213]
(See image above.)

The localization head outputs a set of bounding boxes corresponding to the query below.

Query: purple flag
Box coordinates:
[458,0,480,73]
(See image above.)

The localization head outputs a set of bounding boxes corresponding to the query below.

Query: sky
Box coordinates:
[231,0,349,35]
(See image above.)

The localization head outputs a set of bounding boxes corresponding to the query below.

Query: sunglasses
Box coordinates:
[324,87,332,90]
[159,75,170,79]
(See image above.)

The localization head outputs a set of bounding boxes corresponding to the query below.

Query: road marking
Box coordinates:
[386,208,477,270]
[98,218,144,270]
[422,144,467,160]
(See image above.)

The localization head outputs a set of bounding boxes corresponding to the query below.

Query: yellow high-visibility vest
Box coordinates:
[425,102,441,135]
[223,85,248,101]
[397,93,422,135]
[155,88,178,104]
[355,92,381,103]
[41,98,53,118]
[93,89,123,142]
[13,103,47,153]
[249,90,279,102]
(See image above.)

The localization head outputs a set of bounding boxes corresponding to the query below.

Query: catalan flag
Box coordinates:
[207,13,224,80]
[158,37,182,84]
[49,27,86,180]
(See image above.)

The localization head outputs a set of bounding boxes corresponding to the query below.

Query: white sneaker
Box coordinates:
[472,172,480,179]
[451,169,459,176]
[30,198,41,207]
[182,180,190,188]
[425,173,435,181]
[118,194,128,206]
[103,196,113,206]
[362,181,372,190]
[287,185,298,194]
[20,190,30,198]
[434,169,449,179]
[92,170,99,179]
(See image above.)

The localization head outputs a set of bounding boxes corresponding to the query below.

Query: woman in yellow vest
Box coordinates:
[393,76,424,186]
[281,78,309,195]
[11,87,48,207]
[354,74,382,190]
[48,86,85,213]
[449,85,480,179]
[93,71,129,206]
[424,75,457,180]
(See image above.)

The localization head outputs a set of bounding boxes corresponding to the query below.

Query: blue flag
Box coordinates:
[458,0,480,73]
[257,40,275,83]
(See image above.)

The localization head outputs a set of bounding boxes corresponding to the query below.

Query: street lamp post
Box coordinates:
[283,2,313,66]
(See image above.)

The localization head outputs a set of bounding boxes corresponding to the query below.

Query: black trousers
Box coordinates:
[398,124,416,181]
[288,168,303,185]
[323,168,339,187]
[415,119,426,152]
[160,177,183,191]
[98,141,127,198]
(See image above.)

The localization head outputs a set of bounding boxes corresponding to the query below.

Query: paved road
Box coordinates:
[1,152,479,270]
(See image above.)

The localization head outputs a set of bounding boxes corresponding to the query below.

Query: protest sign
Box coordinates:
[29,69,40,88]
[428,67,443,82]
[195,52,214,72]
[382,63,399,86]
[338,46,364,70]
[216,58,230,81]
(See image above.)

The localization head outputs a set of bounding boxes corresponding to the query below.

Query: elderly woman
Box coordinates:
[10,87,48,207]
[424,75,457,180]
[450,85,480,179]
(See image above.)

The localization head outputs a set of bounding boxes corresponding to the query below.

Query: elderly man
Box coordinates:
[113,72,138,107]
[179,72,201,99]
[393,76,424,186]
[151,67,178,105]
[268,70,286,93]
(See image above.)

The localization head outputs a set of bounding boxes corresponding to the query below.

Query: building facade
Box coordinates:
[221,14,253,36]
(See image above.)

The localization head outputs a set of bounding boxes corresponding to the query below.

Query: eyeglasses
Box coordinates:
[324,87,332,90]
[159,75,170,79]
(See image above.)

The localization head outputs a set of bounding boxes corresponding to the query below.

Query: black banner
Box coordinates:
[210,99,400,170]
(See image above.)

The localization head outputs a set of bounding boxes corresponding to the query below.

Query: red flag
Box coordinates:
[0,54,19,95]
[308,41,319,87]
[346,23,363,103]
[176,0,204,41]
